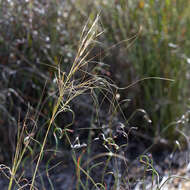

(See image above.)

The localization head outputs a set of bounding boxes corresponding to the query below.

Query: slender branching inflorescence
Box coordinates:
[29,14,113,190]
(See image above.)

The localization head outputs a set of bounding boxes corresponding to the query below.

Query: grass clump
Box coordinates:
[29,14,107,189]
[6,14,125,190]
[0,0,190,190]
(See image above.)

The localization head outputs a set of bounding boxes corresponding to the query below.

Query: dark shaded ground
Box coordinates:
[0,137,189,190]
[0,91,189,190]
[0,95,190,189]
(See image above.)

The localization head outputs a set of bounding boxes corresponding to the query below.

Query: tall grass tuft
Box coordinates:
[29,14,114,189]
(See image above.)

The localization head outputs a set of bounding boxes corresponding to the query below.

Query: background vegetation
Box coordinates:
[0,0,190,189]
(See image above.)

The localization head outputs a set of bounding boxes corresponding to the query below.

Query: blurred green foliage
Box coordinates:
[0,0,78,159]
[72,0,190,139]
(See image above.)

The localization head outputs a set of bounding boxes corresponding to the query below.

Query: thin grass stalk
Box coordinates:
[30,15,102,189]
[30,95,62,189]
[8,111,30,190]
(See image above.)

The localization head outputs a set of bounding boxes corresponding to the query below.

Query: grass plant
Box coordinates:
[7,14,122,190]
[1,0,190,190]
[29,14,111,189]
